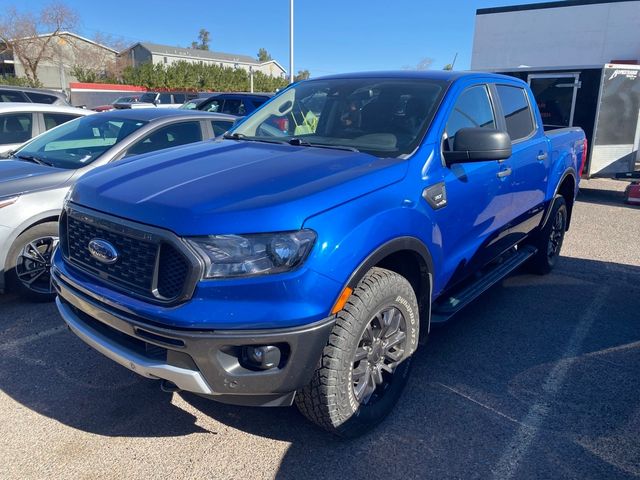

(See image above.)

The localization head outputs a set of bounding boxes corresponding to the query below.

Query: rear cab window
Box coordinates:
[495,85,536,141]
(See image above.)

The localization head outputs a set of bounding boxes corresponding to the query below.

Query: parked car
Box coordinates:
[181,92,272,116]
[116,92,198,110]
[0,109,236,301]
[0,85,70,106]
[0,103,93,156]
[93,96,140,112]
[52,71,586,437]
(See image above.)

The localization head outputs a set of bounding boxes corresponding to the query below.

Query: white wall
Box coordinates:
[471,1,640,70]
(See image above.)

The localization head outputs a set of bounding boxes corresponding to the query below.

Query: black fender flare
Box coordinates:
[343,236,435,335]
[541,168,577,231]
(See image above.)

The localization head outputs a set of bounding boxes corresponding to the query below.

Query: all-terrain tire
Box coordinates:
[527,196,567,275]
[295,267,420,437]
[5,222,58,302]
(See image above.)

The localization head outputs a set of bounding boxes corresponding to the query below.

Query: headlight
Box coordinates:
[187,230,316,279]
[0,195,19,209]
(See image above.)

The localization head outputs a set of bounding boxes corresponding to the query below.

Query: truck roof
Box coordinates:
[315,70,523,84]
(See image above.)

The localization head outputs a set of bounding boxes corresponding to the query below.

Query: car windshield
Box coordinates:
[114,96,137,103]
[230,77,446,157]
[14,116,148,169]
[139,93,157,103]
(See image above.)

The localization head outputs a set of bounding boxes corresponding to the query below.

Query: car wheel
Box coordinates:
[6,222,59,302]
[296,267,419,437]
[528,196,567,275]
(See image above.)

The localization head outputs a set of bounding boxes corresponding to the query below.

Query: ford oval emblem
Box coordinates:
[88,239,119,264]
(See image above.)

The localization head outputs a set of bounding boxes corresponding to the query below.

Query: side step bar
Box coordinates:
[431,245,537,324]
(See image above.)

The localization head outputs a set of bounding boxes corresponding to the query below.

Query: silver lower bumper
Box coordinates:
[56,297,214,395]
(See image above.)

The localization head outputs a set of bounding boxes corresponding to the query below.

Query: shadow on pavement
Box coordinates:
[577,185,637,209]
[0,256,639,478]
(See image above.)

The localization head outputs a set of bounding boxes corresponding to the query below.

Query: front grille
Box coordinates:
[62,207,195,303]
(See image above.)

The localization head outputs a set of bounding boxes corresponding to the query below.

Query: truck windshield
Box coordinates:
[15,116,148,169]
[230,77,446,157]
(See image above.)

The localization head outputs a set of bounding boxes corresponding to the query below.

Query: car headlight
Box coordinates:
[0,195,19,209]
[187,230,316,279]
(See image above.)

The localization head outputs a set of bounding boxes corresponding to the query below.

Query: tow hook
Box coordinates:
[160,379,182,393]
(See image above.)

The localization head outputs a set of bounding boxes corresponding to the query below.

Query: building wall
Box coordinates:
[122,44,285,78]
[471,1,640,70]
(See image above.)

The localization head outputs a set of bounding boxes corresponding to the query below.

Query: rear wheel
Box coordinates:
[528,196,567,275]
[6,222,58,302]
[296,267,419,437]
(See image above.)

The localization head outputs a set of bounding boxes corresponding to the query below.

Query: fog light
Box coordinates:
[241,345,281,370]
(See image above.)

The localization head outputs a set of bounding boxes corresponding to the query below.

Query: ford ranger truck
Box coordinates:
[52,71,586,437]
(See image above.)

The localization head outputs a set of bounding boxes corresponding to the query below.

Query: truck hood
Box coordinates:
[72,140,408,235]
[0,159,74,198]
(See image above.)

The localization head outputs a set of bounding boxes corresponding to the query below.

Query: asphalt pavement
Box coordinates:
[1,178,638,479]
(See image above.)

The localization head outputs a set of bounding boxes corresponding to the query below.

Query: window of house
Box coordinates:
[496,85,536,141]
[445,85,496,148]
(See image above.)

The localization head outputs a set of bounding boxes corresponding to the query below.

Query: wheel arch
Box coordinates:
[344,237,434,335]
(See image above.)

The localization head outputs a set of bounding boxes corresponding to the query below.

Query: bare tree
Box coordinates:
[0,2,78,86]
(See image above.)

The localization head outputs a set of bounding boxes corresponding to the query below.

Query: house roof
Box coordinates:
[131,42,259,64]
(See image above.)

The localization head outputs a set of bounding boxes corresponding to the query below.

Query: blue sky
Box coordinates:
[2,0,544,75]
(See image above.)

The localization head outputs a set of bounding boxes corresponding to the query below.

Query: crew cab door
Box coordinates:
[493,84,548,239]
[436,83,513,287]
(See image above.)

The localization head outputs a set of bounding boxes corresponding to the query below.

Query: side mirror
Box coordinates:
[444,128,512,164]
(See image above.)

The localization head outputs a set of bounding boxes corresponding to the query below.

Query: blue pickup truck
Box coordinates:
[51,71,586,437]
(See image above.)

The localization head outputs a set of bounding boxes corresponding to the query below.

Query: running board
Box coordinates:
[431,245,537,324]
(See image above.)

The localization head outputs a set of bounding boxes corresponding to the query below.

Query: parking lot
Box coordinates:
[1,178,638,480]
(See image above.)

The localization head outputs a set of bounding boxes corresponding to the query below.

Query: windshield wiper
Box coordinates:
[14,154,54,167]
[223,132,288,146]
[288,137,360,153]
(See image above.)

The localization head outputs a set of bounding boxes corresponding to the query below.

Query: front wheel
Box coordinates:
[6,222,59,302]
[296,267,420,437]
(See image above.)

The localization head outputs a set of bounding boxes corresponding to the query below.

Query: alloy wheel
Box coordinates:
[15,236,59,294]
[352,306,408,405]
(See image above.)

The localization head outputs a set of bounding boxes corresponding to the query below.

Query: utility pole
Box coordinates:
[250,66,254,93]
[289,0,294,83]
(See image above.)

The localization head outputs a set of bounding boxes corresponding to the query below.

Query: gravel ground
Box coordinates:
[1,178,638,480]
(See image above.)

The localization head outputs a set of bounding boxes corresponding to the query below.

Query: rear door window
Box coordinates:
[0,112,33,144]
[496,85,536,141]
[125,121,203,157]
[173,93,186,103]
[43,113,80,131]
[25,91,58,104]
[158,93,173,104]
[445,84,496,148]
[0,90,28,103]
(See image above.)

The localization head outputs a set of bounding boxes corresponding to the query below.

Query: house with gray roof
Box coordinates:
[120,42,286,78]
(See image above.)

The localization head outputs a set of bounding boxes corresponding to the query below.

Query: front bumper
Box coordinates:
[52,265,335,407]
